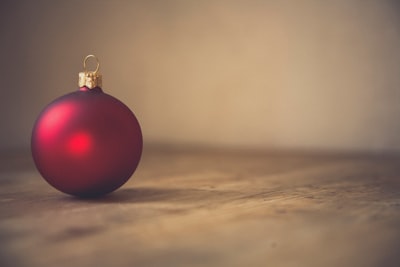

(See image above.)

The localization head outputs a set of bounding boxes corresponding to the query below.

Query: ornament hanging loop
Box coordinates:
[79,55,102,89]
[83,55,100,74]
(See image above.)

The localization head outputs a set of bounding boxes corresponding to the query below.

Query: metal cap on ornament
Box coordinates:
[78,55,102,89]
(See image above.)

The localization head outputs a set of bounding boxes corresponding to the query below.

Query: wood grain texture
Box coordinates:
[1,146,400,267]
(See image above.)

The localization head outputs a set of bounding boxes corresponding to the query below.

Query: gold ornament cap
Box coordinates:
[78,55,102,89]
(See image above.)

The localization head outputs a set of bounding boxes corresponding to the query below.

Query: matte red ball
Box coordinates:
[31,87,143,197]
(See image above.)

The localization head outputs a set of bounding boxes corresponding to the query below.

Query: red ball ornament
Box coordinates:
[31,55,142,197]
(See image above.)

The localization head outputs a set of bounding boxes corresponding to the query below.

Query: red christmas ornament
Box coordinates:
[31,55,143,197]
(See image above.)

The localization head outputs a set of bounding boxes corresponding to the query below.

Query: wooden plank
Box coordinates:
[0,147,400,267]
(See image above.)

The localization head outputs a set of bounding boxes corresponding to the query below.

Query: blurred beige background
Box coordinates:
[1,0,400,152]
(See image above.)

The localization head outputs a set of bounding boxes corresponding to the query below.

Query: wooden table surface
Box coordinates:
[1,146,400,267]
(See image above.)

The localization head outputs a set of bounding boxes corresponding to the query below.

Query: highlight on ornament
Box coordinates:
[31,55,143,197]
